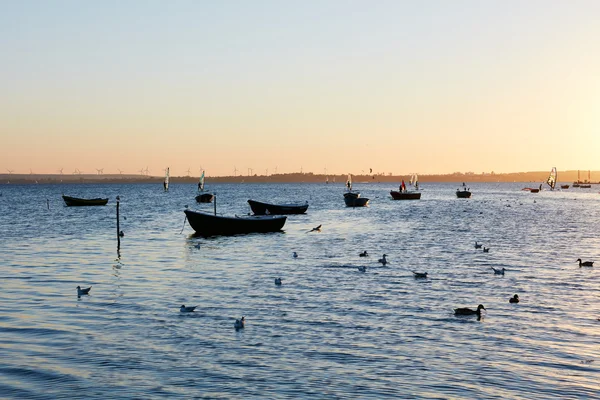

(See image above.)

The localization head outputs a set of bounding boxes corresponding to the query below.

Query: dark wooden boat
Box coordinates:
[195,193,214,203]
[344,196,370,207]
[248,199,308,215]
[579,184,592,188]
[184,209,286,236]
[529,188,540,193]
[456,190,472,198]
[390,190,421,200]
[62,195,108,206]
[561,185,569,189]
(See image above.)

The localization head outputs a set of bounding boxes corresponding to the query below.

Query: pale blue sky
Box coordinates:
[1,1,599,176]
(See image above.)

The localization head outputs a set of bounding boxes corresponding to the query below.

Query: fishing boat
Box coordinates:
[163,167,169,192]
[561,185,570,189]
[390,174,421,200]
[546,167,556,190]
[195,171,214,203]
[456,188,472,198]
[248,199,309,215]
[184,209,286,236]
[62,195,109,206]
[344,174,369,207]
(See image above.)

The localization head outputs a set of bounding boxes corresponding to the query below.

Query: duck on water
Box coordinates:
[454,304,485,317]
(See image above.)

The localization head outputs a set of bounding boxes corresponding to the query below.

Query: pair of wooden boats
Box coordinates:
[343,192,370,207]
[62,195,108,206]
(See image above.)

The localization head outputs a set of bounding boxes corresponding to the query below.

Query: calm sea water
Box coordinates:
[0,182,599,399]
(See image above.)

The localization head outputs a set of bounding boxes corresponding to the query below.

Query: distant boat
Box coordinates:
[546,167,556,190]
[184,209,287,236]
[163,167,169,192]
[561,184,570,189]
[195,170,214,203]
[390,174,421,200]
[62,195,108,206]
[344,174,369,207]
[248,200,309,215]
[456,188,472,198]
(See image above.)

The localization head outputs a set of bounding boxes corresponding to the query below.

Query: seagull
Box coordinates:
[454,304,485,316]
[413,272,428,279]
[509,294,519,304]
[483,247,490,253]
[234,316,245,330]
[292,252,298,258]
[274,278,282,285]
[308,224,322,233]
[77,286,92,296]
[378,254,388,265]
[491,267,506,275]
[180,305,197,312]
[357,266,367,272]
[474,242,482,249]
[577,258,594,267]
[359,251,368,257]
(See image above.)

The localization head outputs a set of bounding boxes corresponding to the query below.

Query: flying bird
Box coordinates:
[308,224,322,233]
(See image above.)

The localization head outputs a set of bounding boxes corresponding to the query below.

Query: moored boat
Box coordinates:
[390,191,421,200]
[561,185,569,189]
[62,195,109,206]
[456,190,472,198]
[184,209,286,236]
[195,193,214,203]
[248,199,308,215]
[344,196,370,207]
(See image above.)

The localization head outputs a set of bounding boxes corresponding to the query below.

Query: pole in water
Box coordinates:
[213,193,217,216]
[116,196,121,250]
[46,199,49,210]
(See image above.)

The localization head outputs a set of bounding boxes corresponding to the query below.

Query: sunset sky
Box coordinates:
[1,1,599,177]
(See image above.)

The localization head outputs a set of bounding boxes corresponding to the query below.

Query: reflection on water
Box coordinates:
[0,182,599,399]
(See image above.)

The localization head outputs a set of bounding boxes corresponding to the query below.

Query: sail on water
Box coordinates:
[198,170,205,191]
[346,174,352,191]
[164,167,170,192]
[546,167,557,190]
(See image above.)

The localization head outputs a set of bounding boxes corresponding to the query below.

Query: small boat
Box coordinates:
[163,167,169,192]
[561,185,569,189]
[195,170,214,203]
[248,199,309,215]
[456,189,471,198]
[344,174,369,207]
[390,190,421,200]
[184,209,286,236]
[62,195,108,206]
[580,184,592,189]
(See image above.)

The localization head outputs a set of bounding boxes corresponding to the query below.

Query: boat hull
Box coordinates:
[248,200,308,215]
[195,193,214,203]
[561,185,569,189]
[184,210,286,236]
[62,195,108,206]
[456,191,472,198]
[344,196,370,207]
[390,191,421,200]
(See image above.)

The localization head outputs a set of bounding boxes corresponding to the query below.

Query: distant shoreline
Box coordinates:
[0,171,597,185]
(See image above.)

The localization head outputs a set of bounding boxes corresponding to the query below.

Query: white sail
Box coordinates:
[164,167,170,191]
[198,170,205,191]
[546,167,556,190]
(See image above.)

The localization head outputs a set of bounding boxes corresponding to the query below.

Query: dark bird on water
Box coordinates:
[577,258,594,267]
[491,267,506,275]
[77,286,92,296]
[234,316,245,330]
[359,251,369,257]
[308,224,322,233]
[119,230,124,237]
[474,242,482,249]
[378,254,388,265]
[483,247,490,253]
[454,304,485,316]
[509,295,519,303]
[180,305,197,312]
[357,266,367,273]
[274,278,282,285]
[413,272,428,279]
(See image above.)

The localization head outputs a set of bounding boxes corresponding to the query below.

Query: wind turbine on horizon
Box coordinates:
[6,169,13,175]
[186,168,191,177]
[58,168,64,175]
[96,168,103,175]
[118,168,124,175]
[233,166,238,176]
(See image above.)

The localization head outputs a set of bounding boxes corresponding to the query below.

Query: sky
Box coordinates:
[1,1,599,177]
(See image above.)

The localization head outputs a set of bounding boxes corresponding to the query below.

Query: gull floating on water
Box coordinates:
[292,252,298,258]
[483,247,490,253]
[509,294,519,303]
[274,277,282,285]
[577,258,594,267]
[454,304,485,316]
[359,251,368,257]
[491,267,506,275]
[474,242,482,249]
[357,266,367,272]
[180,305,197,312]
[77,286,91,296]
[413,272,428,279]
[234,316,245,330]
[378,254,388,265]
